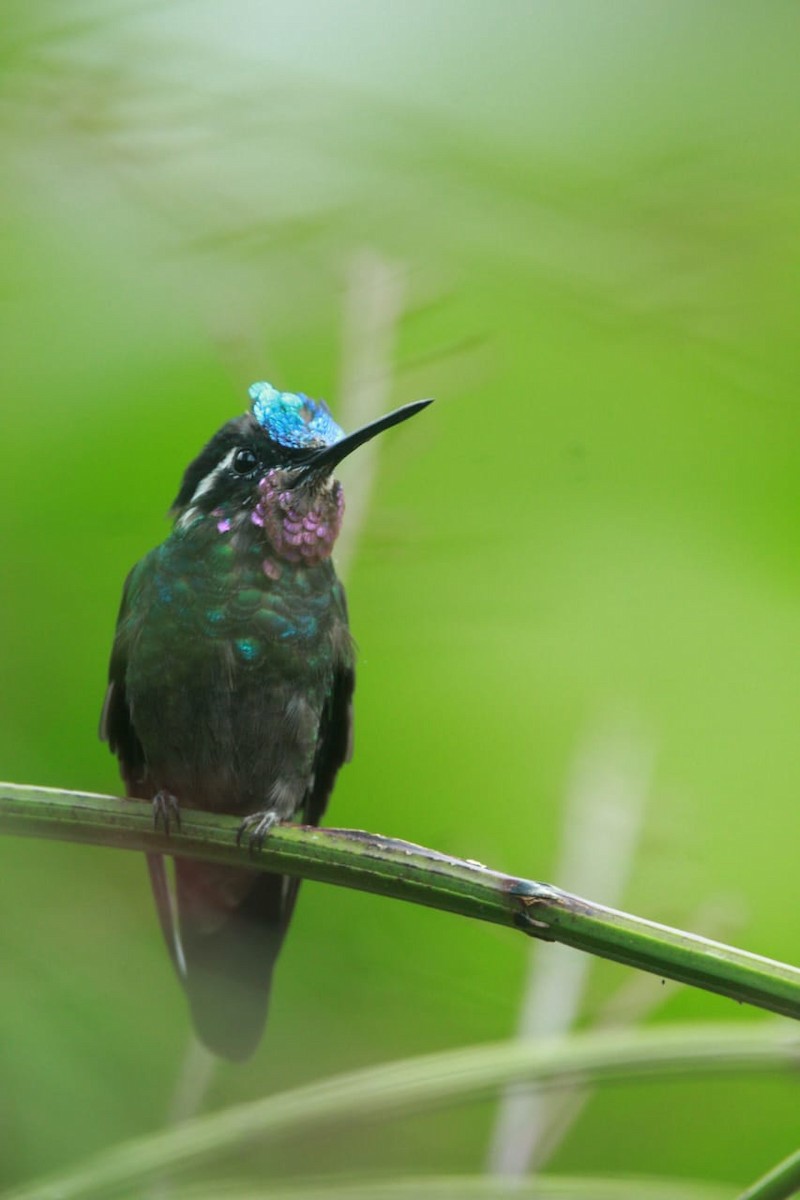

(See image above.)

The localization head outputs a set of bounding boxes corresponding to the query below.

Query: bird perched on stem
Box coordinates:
[100,381,431,1060]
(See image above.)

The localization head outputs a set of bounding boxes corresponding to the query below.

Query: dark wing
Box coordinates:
[99,566,145,783]
[305,657,355,828]
[306,577,355,827]
[100,565,185,979]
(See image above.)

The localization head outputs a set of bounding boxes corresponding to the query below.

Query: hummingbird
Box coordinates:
[100,381,431,1061]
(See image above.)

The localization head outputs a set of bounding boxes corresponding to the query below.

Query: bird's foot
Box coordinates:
[153,790,181,835]
[237,809,280,855]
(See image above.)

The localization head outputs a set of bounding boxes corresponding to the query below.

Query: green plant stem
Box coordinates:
[2,1023,798,1200]
[163,1173,735,1200]
[0,781,798,1021]
[738,1148,800,1200]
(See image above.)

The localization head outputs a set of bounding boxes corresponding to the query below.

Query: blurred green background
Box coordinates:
[1,1,799,1192]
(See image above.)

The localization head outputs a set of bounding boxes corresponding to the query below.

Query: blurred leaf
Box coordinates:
[166,1173,734,1200]
[4,1022,797,1199]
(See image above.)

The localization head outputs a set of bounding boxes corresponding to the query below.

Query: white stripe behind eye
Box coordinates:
[188,447,238,506]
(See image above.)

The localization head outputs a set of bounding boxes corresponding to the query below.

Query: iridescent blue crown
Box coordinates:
[249,382,344,450]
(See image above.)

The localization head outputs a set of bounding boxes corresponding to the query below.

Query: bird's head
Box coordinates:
[172,382,431,564]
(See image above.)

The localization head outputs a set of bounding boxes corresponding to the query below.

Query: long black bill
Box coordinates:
[296,397,433,481]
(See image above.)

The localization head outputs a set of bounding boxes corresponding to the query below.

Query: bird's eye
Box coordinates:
[232,448,258,475]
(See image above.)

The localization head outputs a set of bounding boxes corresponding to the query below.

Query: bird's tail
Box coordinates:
[148,854,297,1061]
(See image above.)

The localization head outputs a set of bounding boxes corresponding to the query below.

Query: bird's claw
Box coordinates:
[237,810,280,856]
[153,790,181,834]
